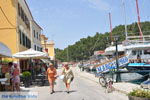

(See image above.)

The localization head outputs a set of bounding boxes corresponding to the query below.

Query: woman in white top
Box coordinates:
[62,64,74,94]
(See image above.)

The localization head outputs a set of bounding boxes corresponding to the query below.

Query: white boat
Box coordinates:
[104,35,150,76]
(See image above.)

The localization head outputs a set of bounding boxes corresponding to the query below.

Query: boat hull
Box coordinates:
[126,63,150,76]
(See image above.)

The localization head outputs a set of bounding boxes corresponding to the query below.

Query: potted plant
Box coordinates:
[128,89,150,100]
[22,71,31,87]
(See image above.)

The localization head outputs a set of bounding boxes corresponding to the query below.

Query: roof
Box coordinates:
[105,44,125,52]
[24,0,43,30]
[47,40,54,45]
[33,20,43,30]
[24,0,34,19]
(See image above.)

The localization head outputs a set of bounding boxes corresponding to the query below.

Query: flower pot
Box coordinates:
[128,96,150,100]
[23,77,31,87]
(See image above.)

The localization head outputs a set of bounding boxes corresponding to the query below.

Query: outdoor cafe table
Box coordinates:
[35,74,46,86]
[0,78,8,91]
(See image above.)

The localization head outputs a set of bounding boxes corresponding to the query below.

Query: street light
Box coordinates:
[114,36,121,82]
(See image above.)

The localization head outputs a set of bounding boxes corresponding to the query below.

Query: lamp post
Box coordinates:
[114,36,121,82]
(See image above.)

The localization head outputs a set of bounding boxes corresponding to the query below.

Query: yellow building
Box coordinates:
[0,0,42,71]
[40,34,55,60]
[0,0,32,53]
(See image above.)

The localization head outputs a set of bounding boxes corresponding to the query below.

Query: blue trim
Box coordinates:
[128,63,150,66]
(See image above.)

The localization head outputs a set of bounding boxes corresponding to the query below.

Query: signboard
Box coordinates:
[94,50,105,55]
[96,56,129,73]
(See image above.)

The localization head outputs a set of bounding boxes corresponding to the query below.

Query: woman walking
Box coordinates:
[12,64,20,91]
[47,64,57,94]
[62,64,74,94]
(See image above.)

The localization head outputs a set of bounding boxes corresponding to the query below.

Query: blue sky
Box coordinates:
[26,0,150,49]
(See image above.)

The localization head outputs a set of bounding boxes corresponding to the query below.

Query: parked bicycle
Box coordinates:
[99,73,113,93]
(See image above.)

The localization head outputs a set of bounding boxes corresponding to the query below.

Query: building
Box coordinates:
[40,34,55,60]
[30,20,43,51]
[0,0,42,71]
[46,41,55,60]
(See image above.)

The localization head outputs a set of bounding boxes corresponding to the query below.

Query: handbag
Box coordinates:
[59,75,65,80]
[71,76,74,82]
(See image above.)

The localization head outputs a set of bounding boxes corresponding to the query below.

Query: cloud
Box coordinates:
[85,0,111,11]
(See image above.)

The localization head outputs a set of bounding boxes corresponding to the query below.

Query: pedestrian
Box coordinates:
[41,64,46,75]
[12,64,20,91]
[62,64,74,94]
[8,62,14,91]
[47,64,57,94]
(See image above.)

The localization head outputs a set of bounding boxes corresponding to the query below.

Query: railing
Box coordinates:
[95,55,129,73]
[129,59,150,63]
[95,55,126,68]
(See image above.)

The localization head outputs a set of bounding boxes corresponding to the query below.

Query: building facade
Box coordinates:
[30,20,42,51]
[0,0,42,71]
[40,34,55,60]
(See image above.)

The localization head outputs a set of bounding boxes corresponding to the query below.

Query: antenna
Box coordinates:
[121,0,128,40]
[109,12,113,43]
[135,0,143,40]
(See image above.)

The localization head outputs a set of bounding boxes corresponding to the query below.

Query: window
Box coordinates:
[132,50,136,55]
[37,32,38,39]
[18,3,21,16]
[34,45,36,50]
[25,36,28,48]
[37,46,39,51]
[34,30,35,37]
[138,50,142,55]
[19,30,22,44]
[18,4,30,30]
[39,34,41,40]
[144,50,150,54]
[19,30,31,48]
[29,40,31,48]
[21,8,24,21]
[22,33,25,46]
[40,48,43,52]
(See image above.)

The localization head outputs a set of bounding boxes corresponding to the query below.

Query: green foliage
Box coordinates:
[128,89,150,98]
[22,71,31,78]
[55,21,150,62]
[2,59,12,64]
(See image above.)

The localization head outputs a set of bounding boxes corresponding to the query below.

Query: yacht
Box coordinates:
[104,35,150,76]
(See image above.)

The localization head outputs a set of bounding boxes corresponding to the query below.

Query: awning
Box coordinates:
[13,48,49,59]
[41,59,51,64]
[0,42,12,57]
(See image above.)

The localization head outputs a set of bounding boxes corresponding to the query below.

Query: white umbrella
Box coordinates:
[0,42,12,57]
[13,48,49,59]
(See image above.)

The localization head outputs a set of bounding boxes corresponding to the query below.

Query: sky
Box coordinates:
[26,0,150,49]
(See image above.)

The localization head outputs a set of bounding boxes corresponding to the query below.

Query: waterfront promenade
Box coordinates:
[20,67,128,100]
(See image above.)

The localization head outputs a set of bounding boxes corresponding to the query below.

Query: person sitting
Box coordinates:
[5,68,11,91]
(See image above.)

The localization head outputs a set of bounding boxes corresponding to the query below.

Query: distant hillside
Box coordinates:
[55,21,150,62]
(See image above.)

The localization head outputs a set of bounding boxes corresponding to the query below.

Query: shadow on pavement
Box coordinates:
[64,90,77,93]
[54,90,64,93]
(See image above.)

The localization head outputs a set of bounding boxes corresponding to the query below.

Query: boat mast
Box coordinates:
[135,0,143,40]
[121,0,128,40]
[109,12,113,43]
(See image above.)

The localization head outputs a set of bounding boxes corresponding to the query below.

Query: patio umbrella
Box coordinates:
[12,48,49,59]
[0,42,12,57]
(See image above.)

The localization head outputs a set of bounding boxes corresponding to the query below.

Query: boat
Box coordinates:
[104,35,150,76]
[101,0,150,76]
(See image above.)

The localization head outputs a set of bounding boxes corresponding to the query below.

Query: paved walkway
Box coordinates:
[74,67,140,94]
[21,67,128,100]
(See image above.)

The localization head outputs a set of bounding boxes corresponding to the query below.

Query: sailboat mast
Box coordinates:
[135,0,143,39]
[109,13,113,42]
[121,0,128,40]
